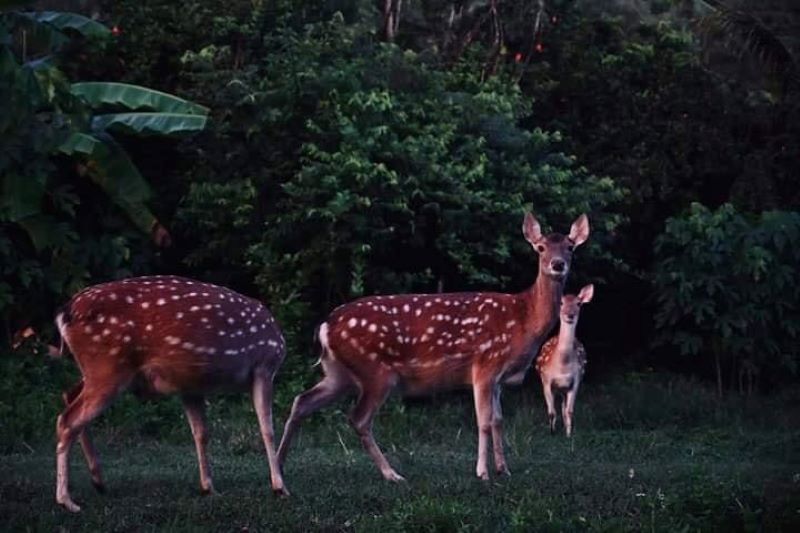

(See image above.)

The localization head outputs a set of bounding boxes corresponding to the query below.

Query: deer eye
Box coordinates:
[567,244,575,252]
[536,244,545,253]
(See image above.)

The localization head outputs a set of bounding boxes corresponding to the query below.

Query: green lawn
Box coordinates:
[1,375,799,531]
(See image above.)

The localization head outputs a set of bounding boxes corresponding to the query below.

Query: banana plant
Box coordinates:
[0,9,208,249]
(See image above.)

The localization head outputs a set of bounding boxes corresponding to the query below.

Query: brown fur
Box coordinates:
[53,275,288,512]
[534,285,593,437]
[277,212,590,482]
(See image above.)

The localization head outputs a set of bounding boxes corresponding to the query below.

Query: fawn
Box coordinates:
[277,212,589,481]
[535,284,593,436]
[53,276,288,512]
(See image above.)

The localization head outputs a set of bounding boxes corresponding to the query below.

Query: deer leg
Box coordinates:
[252,368,289,497]
[182,395,215,495]
[563,380,580,437]
[541,378,557,434]
[56,383,120,513]
[473,379,494,481]
[277,359,351,467]
[348,376,404,482]
[62,380,105,493]
[491,384,510,476]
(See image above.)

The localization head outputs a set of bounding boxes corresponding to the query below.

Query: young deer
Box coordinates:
[277,212,589,481]
[53,276,288,512]
[535,284,593,437]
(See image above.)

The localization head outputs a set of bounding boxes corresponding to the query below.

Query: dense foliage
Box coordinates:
[0,10,208,335]
[653,204,800,394]
[1,0,798,395]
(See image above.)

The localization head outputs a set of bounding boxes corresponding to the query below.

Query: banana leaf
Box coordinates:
[71,82,208,115]
[15,214,65,252]
[19,11,109,39]
[58,132,157,234]
[91,112,208,137]
[0,173,45,222]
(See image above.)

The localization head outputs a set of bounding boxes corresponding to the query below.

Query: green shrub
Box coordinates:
[653,203,800,393]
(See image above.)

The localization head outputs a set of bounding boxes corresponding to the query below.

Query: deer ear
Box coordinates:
[569,214,590,247]
[578,284,594,304]
[522,212,542,245]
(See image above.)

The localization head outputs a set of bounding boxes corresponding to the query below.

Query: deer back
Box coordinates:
[321,289,556,393]
[57,276,285,394]
[535,336,587,376]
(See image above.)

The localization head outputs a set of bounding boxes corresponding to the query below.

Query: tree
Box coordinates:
[0,9,207,340]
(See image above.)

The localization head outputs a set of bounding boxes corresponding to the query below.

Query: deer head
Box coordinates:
[523,212,590,280]
[560,284,594,325]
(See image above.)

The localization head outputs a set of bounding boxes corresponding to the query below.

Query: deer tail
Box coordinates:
[311,322,332,367]
[53,303,73,358]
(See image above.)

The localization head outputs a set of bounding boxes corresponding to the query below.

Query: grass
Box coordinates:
[0,365,799,531]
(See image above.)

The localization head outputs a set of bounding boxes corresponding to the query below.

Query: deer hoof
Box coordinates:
[272,486,290,498]
[476,471,490,481]
[384,470,406,483]
[200,484,217,496]
[58,496,81,513]
[91,480,106,494]
[496,465,511,477]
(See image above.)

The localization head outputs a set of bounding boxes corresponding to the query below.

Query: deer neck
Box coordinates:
[501,274,564,385]
[524,273,563,334]
[554,321,578,362]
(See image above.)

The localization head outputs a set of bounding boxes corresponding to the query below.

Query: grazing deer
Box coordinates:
[535,284,593,437]
[277,212,589,481]
[53,276,288,512]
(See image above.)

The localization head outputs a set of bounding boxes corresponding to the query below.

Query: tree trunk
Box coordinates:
[383,0,402,42]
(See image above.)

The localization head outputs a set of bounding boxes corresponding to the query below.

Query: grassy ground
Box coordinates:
[1,370,799,531]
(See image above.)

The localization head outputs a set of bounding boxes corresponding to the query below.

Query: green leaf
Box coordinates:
[57,131,100,155]
[91,112,208,137]
[57,132,156,234]
[0,173,45,222]
[15,214,59,252]
[19,11,110,39]
[71,82,208,115]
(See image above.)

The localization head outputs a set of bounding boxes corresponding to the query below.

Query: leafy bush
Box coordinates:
[0,10,207,342]
[653,203,800,394]
[168,15,626,386]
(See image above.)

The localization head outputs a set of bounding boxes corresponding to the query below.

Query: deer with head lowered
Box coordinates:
[535,284,593,437]
[277,212,589,481]
[53,276,288,512]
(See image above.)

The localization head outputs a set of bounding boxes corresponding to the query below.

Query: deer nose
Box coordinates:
[566,314,576,321]
[551,259,566,273]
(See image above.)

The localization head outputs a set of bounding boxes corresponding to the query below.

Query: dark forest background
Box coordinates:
[2,0,799,403]
[2,3,800,529]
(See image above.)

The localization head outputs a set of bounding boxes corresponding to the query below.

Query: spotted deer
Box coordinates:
[277,212,589,481]
[53,276,288,512]
[535,284,593,437]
